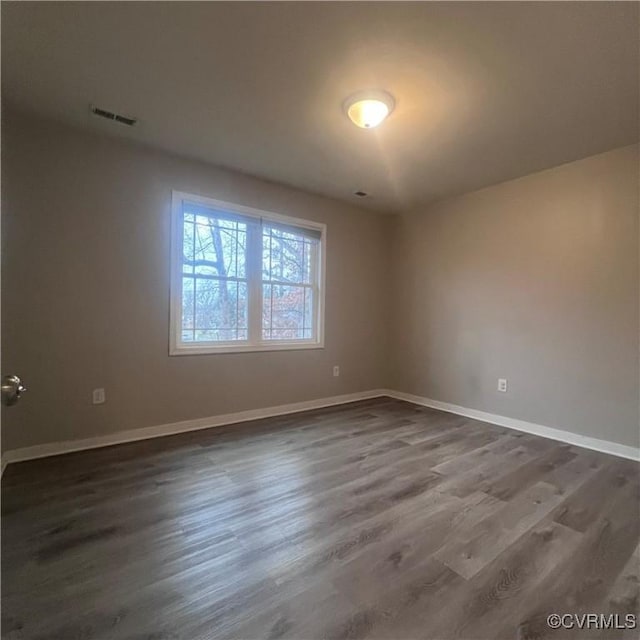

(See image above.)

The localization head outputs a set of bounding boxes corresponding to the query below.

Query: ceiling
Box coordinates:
[2,2,638,214]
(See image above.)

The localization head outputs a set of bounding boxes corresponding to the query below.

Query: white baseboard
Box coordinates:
[1,389,387,467]
[383,389,640,462]
[2,387,638,469]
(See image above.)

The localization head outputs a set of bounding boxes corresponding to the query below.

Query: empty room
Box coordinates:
[1,2,638,639]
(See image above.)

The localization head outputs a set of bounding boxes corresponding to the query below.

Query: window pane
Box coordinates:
[262,226,314,284]
[236,282,248,339]
[175,195,323,351]
[181,276,195,342]
[303,240,312,285]
[262,283,313,341]
[304,287,314,339]
[188,278,248,342]
[182,218,195,275]
[183,213,246,279]
[262,225,316,341]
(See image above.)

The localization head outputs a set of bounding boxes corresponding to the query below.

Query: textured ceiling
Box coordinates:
[2,1,638,213]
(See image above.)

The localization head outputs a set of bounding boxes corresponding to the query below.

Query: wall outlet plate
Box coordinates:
[333,366,340,377]
[498,378,508,393]
[92,388,106,404]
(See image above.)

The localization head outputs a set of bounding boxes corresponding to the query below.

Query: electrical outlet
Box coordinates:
[92,388,106,404]
[497,378,508,393]
[333,365,340,377]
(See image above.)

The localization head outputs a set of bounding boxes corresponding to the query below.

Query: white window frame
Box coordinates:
[170,190,326,355]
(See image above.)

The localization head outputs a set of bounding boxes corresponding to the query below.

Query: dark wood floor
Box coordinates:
[2,398,639,640]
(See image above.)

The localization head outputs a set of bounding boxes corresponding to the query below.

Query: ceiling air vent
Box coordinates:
[90,105,137,126]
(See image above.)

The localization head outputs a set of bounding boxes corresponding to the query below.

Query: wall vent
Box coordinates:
[90,105,137,126]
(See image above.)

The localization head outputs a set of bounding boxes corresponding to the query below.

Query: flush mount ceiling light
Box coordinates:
[344,90,395,129]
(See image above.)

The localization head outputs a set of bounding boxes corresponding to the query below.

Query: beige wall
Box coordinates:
[391,145,639,448]
[2,111,638,454]
[1,111,392,451]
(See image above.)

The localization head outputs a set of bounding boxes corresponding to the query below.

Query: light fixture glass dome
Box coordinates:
[344,90,395,129]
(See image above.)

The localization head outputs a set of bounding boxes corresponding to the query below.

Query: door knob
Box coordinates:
[1,375,27,406]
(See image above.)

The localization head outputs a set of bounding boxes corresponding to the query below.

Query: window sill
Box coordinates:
[169,341,325,356]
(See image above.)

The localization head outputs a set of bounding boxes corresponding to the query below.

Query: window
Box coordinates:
[170,191,325,354]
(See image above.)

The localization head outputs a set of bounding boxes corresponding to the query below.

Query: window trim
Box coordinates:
[169,190,326,356]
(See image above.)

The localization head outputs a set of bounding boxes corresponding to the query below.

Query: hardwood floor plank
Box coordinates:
[2,398,638,640]
[504,470,640,639]
[484,444,577,501]
[550,458,638,532]
[423,520,584,640]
